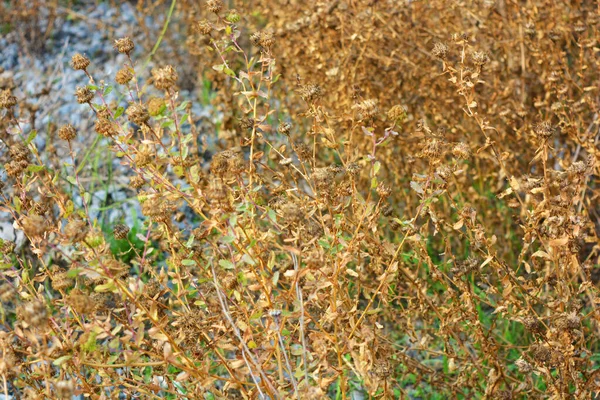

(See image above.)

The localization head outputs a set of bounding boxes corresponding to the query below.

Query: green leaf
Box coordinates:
[25,130,37,144]
[219,259,234,269]
[220,235,236,244]
[114,106,124,118]
[267,208,277,223]
[27,164,44,173]
[181,259,196,266]
[373,161,381,176]
[223,67,236,78]
[94,281,116,292]
[53,355,72,367]
[66,268,82,278]
[103,86,113,96]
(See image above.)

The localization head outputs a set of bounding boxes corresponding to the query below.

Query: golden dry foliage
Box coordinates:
[0,0,599,399]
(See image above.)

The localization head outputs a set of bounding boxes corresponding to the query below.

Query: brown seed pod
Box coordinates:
[0,89,17,109]
[126,103,150,126]
[151,65,178,91]
[75,86,94,104]
[70,53,90,71]
[116,67,134,85]
[58,124,77,141]
[113,224,130,240]
[113,37,135,55]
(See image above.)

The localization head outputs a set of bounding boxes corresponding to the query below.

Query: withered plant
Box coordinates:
[0,0,599,399]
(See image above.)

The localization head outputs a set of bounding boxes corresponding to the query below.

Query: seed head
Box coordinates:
[298,83,322,103]
[70,53,90,71]
[294,142,312,162]
[19,300,48,328]
[113,224,130,240]
[148,97,165,116]
[151,65,178,91]
[20,215,49,237]
[50,268,74,292]
[113,37,135,55]
[56,380,75,400]
[225,9,241,23]
[75,86,94,104]
[432,42,449,59]
[65,289,94,314]
[0,89,17,109]
[387,105,408,123]
[63,218,89,243]
[206,0,224,14]
[194,19,212,35]
[250,30,275,50]
[126,103,150,125]
[346,162,361,177]
[376,183,392,198]
[534,120,556,140]
[523,316,544,334]
[515,357,532,373]
[452,142,471,159]
[524,22,536,37]
[353,99,379,121]
[116,67,133,85]
[239,117,255,130]
[278,121,292,135]
[530,343,551,364]
[0,283,15,303]
[95,118,116,137]
[129,175,145,189]
[471,51,489,67]
[9,143,29,162]
[58,124,77,141]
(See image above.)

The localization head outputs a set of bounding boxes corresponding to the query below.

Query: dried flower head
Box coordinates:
[113,224,130,240]
[278,121,292,135]
[58,124,77,141]
[534,120,556,140]
[523,316,544,334]
[0,283,15,303]
[298,83,322,103]
[126,103,150,125]
[471,51,489,67]
[515,357,532,373]
[206,0,223,14]
[95,118,116,137]
[116,67,134,85]
[452,142,471,159]
[148,97,165,116]
[387,105,408,123]
[151,65,178,91]
[225,9,241,23]
[75,86,94,104]
[353,99,379,120]
[70,53,90,71]
[65,289,95,314]
[113,37,135,55]
[56,380,75,400]
[64,218,89,243]
[129,175,145,189]
[194,19,212,35]
[0,89,17,109]
[432,42,449,59]
[19,300,48,328]
[20,215,49,238]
